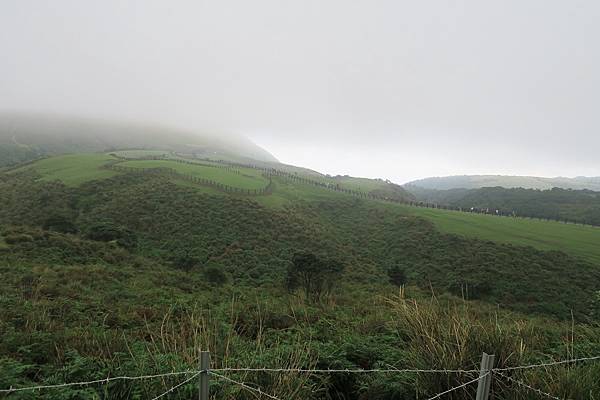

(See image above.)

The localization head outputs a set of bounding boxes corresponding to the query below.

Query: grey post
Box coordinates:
[199,350,210,400]
[475,352,495,400]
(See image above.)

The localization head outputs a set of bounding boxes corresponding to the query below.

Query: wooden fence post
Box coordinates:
[199,350,210,400]
[475,352,495,400]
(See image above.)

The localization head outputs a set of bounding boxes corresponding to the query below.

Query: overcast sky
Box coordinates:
[1,1,599,183]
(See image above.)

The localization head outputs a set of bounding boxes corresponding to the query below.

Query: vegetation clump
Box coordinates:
[286,252,345,301]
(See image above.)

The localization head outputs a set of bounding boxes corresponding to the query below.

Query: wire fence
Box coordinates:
[2,354,599,399]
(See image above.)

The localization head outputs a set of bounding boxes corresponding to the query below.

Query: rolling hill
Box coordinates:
[407,174,600,191]
[0,112,278,167]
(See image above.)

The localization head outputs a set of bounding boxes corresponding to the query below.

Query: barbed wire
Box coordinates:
[495,371,566,400]
[150,372,201,400]
[210,371,283,400]
[0,370,197,394]
[211,367,480,374]
[425,372,489,400]
[493,355,600,371]
[1,354,599,395]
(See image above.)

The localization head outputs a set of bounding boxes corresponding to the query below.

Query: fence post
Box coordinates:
[475,352,495,400]
[199,350,210,400]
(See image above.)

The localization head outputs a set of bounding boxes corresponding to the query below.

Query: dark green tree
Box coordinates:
[86,222,137,249]
[388,265,407,287]
[204,265,228,286]
[42,215,78,234]
[286,252,344,301]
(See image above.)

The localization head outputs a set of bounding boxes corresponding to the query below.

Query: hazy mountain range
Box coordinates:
[406,175,600,191]
[3,113,600,194]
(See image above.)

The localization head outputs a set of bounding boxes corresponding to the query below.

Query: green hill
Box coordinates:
[4,152,600,311]
[2,152,600,398]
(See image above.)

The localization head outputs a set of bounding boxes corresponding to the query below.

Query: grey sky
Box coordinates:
[1,0,599,183]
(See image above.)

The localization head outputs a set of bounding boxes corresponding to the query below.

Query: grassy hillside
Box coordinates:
[119,159,270,190]
[7,153,119,186]
[2,155,600,398]
[395,205,600,264]
[3,160,600,316]
[408,175,600,191]
[10,153,600,264]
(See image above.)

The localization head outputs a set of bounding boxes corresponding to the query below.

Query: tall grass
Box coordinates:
[387,291,600,399]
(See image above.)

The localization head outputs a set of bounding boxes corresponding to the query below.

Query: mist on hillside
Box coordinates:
[0,112,278,165]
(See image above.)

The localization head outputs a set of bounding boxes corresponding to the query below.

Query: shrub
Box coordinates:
[204,265,228,286]
[4,233,34,245]
[86,222,137,249]
[42,215,78,234]
[286,252,345,301]
[170,251,201,271]
[388,265,407,287]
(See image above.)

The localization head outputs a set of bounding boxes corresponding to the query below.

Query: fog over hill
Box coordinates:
[0,112,278,167]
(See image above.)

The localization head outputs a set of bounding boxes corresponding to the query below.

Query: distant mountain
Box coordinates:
[0,112,278,167]
[406,175,600,191]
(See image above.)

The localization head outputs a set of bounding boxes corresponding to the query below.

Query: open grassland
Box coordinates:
[391,204,600,264]
[119,159,269,190]
[8,153,118,186]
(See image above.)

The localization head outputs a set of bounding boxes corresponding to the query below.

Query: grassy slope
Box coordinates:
[119,159,269,190]
[10,153,600,264]
[261,179,600,264]
[0,112,279,166]
[393,205,600,264]
[2,166,600,398]
[8,153,118,186]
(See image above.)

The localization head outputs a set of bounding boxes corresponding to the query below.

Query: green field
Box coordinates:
[8,153,118,186]
[119,159,269,190]
[391,204,600,264]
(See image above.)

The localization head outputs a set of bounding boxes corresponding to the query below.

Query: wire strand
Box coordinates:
[493,355,600,371]
[425,372,489,400]
[210,371,283,400]
[150,372,201,400]
[495,371,567,400]
[211,367,480,374]
[0,370,197,394]
[2,354,599,395]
